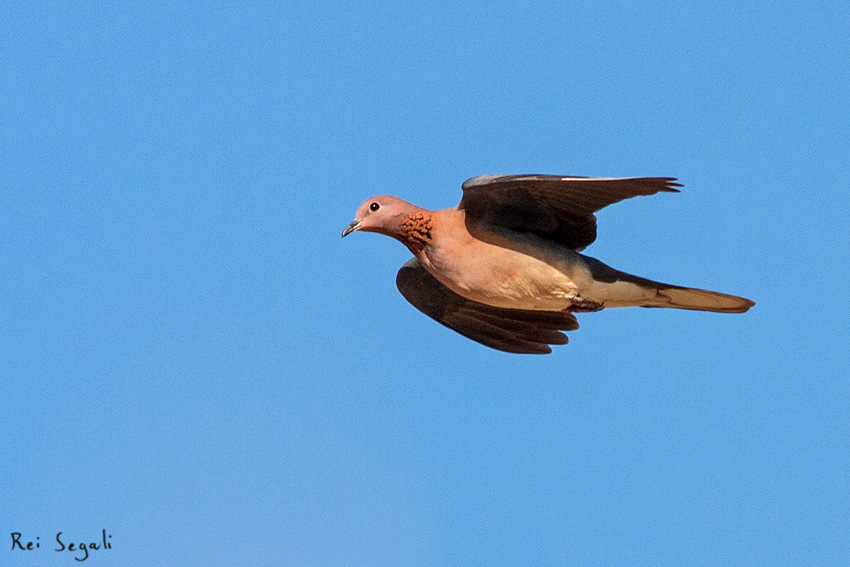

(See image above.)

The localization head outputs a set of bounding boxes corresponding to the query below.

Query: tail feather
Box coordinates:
[582,256,755,314]
[646,285,755,313]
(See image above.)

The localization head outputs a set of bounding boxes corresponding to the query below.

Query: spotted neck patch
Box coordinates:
[399,212,434,251]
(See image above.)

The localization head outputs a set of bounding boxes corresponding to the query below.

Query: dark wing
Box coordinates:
[396,258,579,354]
[459,174,681,250]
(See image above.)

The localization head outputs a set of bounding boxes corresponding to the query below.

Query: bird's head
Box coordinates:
[342,195,416,238]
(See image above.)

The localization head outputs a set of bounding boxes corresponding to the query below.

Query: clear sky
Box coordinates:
[2,1,848,565]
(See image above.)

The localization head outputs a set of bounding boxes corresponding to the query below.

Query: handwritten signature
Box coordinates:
[11,530,112,562]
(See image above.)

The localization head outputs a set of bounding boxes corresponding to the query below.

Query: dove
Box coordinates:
[343,175,754,354]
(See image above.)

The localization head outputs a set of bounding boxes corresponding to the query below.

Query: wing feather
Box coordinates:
[396,258,578,354]
[459,174,681,250]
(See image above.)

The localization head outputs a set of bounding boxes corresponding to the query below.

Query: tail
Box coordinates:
[583,256,755,313]
[642,284,755,313]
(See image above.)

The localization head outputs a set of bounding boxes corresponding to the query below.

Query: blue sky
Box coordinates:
[2,1,848,565]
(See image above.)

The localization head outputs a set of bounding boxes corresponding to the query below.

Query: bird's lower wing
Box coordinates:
[396,258,579,354]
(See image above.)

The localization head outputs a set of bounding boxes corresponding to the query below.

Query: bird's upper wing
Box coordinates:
[458,175,681,250]
[396,258,578,354]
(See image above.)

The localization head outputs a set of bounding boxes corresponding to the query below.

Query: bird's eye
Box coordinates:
[370,202,380,212]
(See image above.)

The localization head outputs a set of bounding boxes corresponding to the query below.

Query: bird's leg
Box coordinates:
[567,297,605,313]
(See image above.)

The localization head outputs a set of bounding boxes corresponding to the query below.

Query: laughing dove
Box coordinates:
[343,174,754,354]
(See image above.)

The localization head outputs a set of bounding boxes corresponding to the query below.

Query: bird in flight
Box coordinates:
[343,174,754,354]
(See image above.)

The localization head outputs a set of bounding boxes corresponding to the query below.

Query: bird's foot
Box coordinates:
[567,297,604,313]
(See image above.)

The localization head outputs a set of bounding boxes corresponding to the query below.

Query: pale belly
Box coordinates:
[420,236,593,311]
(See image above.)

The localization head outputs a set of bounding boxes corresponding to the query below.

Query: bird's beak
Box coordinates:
[341,219,361,237]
